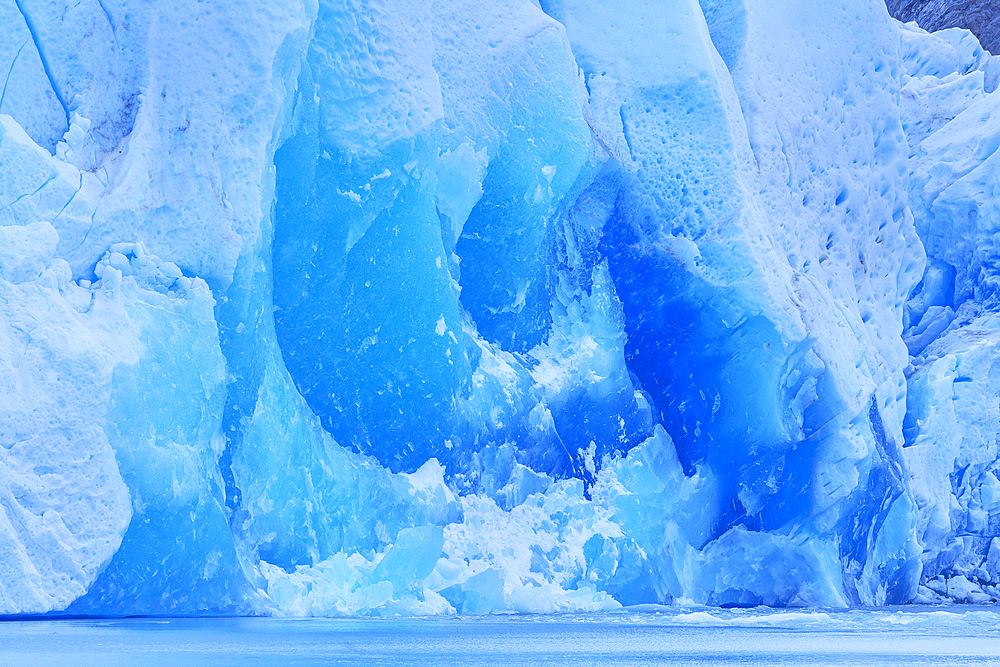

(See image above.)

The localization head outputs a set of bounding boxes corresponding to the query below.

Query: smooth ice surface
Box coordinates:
[3,608,1000,666]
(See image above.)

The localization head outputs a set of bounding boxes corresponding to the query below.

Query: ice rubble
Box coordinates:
[896,23,1000,605]
[1,0,1000,615]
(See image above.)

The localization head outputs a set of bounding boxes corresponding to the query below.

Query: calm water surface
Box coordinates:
[2,607,1000,666]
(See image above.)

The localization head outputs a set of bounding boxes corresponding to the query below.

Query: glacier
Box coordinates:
[1,0,1000,616]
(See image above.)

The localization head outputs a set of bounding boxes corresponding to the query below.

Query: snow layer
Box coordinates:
[1,0,1000,615]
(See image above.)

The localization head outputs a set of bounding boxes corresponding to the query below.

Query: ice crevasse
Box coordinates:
[1,0,1000,615]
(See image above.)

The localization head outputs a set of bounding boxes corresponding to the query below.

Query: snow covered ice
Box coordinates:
[2,0,1000,616]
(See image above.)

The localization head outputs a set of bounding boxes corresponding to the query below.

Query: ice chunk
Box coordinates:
[68,250,262,615]
[372,526,445,591]
[910,91,1000,307]
[0,221,60,284]
[0,217,131,614]
[0,3,68,151]
[903,320,1000,589]
[435,143,488,250]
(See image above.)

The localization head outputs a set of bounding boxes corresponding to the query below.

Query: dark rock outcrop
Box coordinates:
[887,0,998,53]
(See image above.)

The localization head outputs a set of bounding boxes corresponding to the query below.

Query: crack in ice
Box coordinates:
[0,40,28,113]
[12,0,70,129]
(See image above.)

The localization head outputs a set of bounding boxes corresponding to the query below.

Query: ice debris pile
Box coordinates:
[2,0,1000,615]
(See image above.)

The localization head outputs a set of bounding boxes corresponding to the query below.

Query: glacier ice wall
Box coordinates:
[895,23,1000,604]
[2,0,1000,615]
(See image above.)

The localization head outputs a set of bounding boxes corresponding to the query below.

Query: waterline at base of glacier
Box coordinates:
[2,607,1000,666]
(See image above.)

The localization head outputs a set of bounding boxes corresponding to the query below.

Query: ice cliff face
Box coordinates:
[1,0,999,615]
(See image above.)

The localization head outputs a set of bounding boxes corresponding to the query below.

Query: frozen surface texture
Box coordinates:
[896,21,1000,605]
[1,0,1000,616]
[887,0,999,54]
